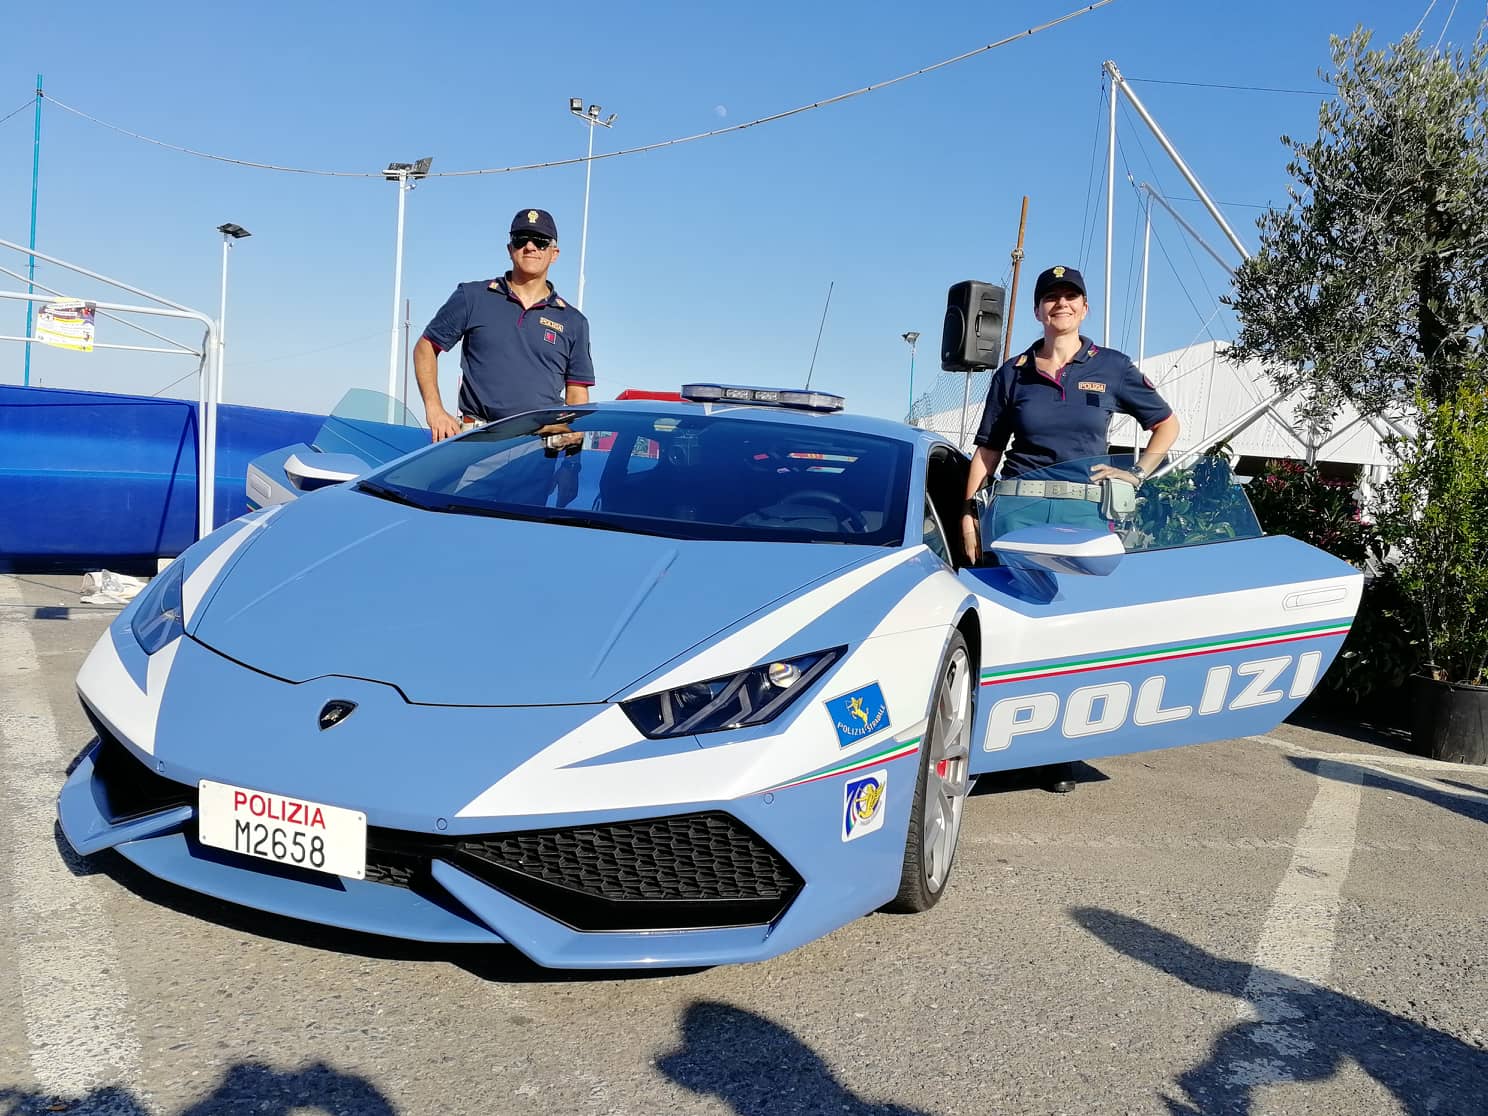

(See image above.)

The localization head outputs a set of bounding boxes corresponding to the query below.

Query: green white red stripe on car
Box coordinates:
[981,621,1353,688]
[762,735,923,795]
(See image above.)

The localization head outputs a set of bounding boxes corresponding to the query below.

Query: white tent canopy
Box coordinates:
[1113,339,1395,468]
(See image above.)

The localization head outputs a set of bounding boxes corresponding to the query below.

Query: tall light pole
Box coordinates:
[902,331,920,423]
[568,98,616,311]
[384,157,432,411]
[215,223,250,404]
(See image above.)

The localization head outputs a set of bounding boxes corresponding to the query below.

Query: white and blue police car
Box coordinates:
[59,385,1359,969]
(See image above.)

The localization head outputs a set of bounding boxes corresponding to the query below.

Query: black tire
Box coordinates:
[885,629,974,913]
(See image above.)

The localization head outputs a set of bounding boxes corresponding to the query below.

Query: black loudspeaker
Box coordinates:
[940,281,1006,372]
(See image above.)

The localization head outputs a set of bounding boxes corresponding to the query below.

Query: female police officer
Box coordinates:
[959,265,1179,563]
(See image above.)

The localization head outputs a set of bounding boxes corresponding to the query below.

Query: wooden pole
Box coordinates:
[1004,196,1028,360]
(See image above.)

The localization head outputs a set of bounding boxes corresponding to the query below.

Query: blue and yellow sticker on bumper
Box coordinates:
[842,769,888,841]
[824,682,890,748]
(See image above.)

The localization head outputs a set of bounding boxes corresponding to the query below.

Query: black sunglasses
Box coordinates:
[510,233,554,250]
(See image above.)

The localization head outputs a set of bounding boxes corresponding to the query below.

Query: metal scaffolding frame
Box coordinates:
[0,236,221,540]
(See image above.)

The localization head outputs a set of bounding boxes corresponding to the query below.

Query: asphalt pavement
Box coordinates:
[2,571,1485,1116]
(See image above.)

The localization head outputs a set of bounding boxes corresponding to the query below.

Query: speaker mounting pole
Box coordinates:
[1004,196,1029,360]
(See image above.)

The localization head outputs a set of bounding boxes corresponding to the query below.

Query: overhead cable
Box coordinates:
[0,100,34,128]
[1124,77,1328,96]
[41,0,1118,179]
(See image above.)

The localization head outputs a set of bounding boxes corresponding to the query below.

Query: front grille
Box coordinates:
[367,812,803,932]
[76,720,802,933]
[85,718,194,822]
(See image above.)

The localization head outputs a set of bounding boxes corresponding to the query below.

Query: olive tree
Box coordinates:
[1226,26,1488,425]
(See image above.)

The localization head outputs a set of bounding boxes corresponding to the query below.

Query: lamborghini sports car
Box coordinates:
[59,385,1362,969]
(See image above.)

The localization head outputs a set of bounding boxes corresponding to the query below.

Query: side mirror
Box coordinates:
[988,525,1124,577]
[284,451,370,492]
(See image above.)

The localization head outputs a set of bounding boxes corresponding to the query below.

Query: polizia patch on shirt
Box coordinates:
[1077,381,1106,393]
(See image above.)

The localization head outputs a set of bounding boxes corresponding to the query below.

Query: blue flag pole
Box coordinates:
[23,74,41,387]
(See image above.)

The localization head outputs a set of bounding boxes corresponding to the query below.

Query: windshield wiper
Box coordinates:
[356,479,437,510]
[438,501,672,537]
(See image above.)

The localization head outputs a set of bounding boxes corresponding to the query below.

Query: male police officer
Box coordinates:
[413,208,595,442]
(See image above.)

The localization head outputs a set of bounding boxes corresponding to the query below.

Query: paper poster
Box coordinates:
[35,298,96,352]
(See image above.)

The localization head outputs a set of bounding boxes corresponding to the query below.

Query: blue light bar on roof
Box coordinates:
[680,384,845,413]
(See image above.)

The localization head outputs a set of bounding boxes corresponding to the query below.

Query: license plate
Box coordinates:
[198,780,366,880]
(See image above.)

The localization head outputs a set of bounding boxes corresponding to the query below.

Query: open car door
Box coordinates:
[958,453,1362,774]
[245,389,428,510]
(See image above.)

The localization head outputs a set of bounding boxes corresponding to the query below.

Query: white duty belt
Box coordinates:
[994,478,1103,502]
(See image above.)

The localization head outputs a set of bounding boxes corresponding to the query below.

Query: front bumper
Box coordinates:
[58,732,908,968]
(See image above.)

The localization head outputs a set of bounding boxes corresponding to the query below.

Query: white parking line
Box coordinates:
[0,577,142,1096]
[1225,751,1364,1088]
[1251,733,1488,778]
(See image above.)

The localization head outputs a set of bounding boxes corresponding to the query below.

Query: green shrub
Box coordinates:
[1244,459,1372,565]
[1375,384,1488,686]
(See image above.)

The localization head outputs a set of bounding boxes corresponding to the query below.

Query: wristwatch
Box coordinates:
[1129,464,1147,486]
[964,498,979,515]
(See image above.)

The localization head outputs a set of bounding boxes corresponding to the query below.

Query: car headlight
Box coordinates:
[622,647,844,738]
[129,561,186,655]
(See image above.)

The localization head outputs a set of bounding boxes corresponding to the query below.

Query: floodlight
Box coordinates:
[217,223,251,239]
[569,97,583,113]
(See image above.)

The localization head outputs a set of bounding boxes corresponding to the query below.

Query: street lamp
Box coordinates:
[216,223,251,403]
[384,157,433,411]
[902,331,920,423]
[568,97,617,311]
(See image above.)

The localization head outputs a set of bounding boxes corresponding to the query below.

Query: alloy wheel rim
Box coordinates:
[922,646,972,891]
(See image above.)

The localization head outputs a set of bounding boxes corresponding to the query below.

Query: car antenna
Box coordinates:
[804,280,834,389]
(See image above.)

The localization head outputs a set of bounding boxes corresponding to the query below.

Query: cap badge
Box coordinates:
[527,210,538,222]
[1052,266,1066,278]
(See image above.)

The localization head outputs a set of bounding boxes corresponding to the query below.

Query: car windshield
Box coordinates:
[365,407,913,545]
[983,452,1263,554]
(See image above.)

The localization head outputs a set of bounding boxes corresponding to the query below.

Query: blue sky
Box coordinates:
[0,0,1473,423]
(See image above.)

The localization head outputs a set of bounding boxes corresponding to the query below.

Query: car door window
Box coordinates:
[923,496,952,565]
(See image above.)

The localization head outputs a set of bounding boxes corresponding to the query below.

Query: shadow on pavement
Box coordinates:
[657,1001,932,1116]
[1072,907,1488,1116]
[1434,777,1488,798]
[970,760,1109,796]
[1287,755,1488,827]
[0,1061,396,1115]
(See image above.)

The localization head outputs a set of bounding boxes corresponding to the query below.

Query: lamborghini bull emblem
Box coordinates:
[318,700,357,731]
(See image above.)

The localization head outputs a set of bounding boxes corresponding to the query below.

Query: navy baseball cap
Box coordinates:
[510,208,558,241]
[1033,265,1086,304]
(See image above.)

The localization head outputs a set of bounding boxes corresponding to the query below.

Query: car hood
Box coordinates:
[188,486,873,706]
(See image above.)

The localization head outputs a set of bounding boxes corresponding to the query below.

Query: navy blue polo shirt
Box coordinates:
[974,336,1172,478]
[422,275,595,421]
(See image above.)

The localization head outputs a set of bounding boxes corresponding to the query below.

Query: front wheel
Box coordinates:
[885,630,974,912]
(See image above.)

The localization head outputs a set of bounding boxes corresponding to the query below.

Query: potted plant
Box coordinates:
[1375,383,1488,762]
